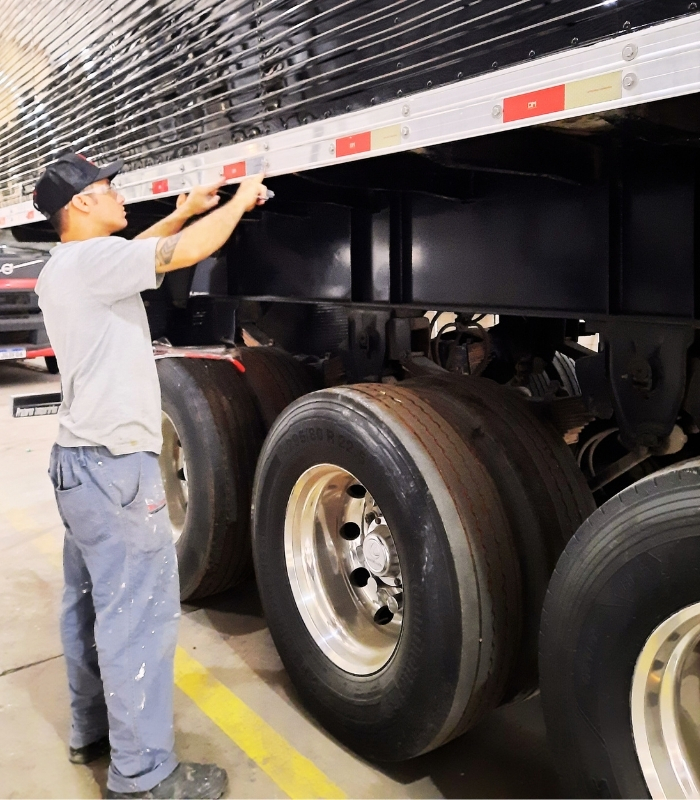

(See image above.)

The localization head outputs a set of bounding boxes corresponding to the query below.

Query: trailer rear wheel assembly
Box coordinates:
[423,373,596,546]
[157,357,264,600]
[252,383,521,760]
[405,377,594,701]
[237,346,318,429]
[539,462,700,798]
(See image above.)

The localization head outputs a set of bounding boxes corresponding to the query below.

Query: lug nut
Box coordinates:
[350,567,371,587]
[340,521,361,540]
[386,594,399,614]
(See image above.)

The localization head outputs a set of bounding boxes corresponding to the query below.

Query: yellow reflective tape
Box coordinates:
[174,647,347,800]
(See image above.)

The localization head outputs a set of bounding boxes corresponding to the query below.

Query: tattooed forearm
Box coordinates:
[155,233,182,269]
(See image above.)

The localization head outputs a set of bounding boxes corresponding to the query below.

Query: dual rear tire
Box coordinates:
[252,377,594,759]
[157,347,316,600]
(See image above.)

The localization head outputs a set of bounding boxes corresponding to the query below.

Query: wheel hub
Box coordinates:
[631,601,700,798]
[158,411,187,545]
[284,464,404,675]
[362,528,396,576]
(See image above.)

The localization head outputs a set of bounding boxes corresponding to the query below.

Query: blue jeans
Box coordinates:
[49,444,180,794]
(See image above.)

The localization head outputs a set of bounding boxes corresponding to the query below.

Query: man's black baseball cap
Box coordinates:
[33,153,124,217]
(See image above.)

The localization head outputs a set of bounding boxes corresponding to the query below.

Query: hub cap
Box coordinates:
[158,412,188,545]
[284,464,404,675]
[631,601,700,798]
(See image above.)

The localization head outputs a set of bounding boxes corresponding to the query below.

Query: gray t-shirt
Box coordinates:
[36,236,163,455]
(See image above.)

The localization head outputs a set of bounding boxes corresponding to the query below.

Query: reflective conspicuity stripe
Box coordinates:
[336,132,371,158]
[174,647,347,800]
[223,161,246,180]
[152,179,169,194]
[1,14,698,228]
[503,71,623,122]
[503,84,566,122]
[335,125,403,157]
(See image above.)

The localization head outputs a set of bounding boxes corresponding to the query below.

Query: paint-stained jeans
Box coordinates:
[49,444,180,794]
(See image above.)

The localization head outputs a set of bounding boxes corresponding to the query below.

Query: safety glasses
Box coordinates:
[80,182,120,200]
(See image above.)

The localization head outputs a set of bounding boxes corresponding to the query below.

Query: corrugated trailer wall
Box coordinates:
[0,0,691,206]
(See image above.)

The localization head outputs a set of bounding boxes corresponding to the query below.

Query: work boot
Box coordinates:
[104,762,228,799]
[69,735,110,764]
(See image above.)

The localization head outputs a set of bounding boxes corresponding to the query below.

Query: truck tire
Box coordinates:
[237,346,318,430]
[539,462,700,799]
[411,374,596,548]
[252,384,521,760]
[405,382,561,701]
[157,357,265,600]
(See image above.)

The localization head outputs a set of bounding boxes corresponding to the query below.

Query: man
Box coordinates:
[33,153,267,799]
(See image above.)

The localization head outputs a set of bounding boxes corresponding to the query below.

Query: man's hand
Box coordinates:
[234,174,268,212]
[176,180,226,218]
[135,179,226,241]
[154,173,271,273]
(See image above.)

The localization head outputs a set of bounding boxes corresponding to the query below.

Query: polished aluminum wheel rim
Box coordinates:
[284,464,404,675]
[631,602,700,798]
[158,412,188,545]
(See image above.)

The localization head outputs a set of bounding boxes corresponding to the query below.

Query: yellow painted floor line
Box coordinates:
[174,646,347,800]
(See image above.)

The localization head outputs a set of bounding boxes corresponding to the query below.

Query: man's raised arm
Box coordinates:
[135,180,227,241]
[153,175,266,273]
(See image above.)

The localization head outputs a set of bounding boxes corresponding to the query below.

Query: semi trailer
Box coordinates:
[2,1,700,796]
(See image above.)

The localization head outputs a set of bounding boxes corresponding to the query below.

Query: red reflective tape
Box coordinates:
[231,358,245,374]
[152,179,169,194]
[0,218,5,226]
[223,162,246,180]
[0,278,37,290]
[336,132,371,158]
[26,210,35,220]
[25,347,54,359]
[503,85,565,123]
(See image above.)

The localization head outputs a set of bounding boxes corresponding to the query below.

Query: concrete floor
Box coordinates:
[0,360,562,799]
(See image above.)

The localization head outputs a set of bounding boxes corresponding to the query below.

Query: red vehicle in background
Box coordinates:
[0,235,55,372]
